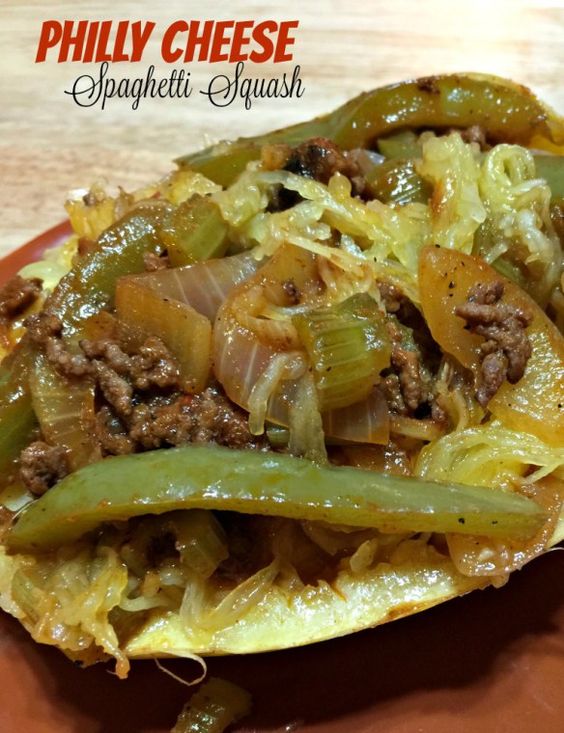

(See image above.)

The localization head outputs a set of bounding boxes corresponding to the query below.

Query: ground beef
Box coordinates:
[284,137,361,185]
[27,313,182,413]
[46,337,92,377]
[377,281,405,314]
[282,279,301,305]
[128,388,261,452]
[264,137,366,211]
[143,252,170,272]
[81,336,180,391]
[455,281,532,407]
[95,405,135,455]
[93,360,134,419]
[0,276,42,322]
[25,312,92,377]
[24,311,62,344]
[390,346,429,413]
[20,297,263,480]
[80,338,131,374]
[381,315,435,417]
[376,282,448,422]
[95,386,262,457]
[128,400,187,450]
[380,374,407,415]
[460,125,488,150]
[80,336,179,421]
[20,441,69,496]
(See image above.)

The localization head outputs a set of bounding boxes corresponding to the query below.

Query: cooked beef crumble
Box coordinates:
[26,312,182,396]
[143,251,170,272]
[94,360,135,419]
[0,276,42,324]
[455,280,532,407]
[25,311,62,344]
[81,336,181,391]
[284,137,360,185]
[26,312,93,378]
[129,388,259,452]
[20,309,263,474]
[96,387,261,457]
[95,405,135,455]
[377,282,444,421]
[20,441,69,496]
[381,319,435,417]
[377,281,405,315]
[460,124,488,149]
[263,137,368,212]
[391,345,430,413]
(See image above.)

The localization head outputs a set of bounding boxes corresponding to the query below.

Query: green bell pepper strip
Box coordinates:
[177,74,564,187]
[0,209,167,477]
[534,155,564,198]
[0,379,37,477]
[377,130,422,159]
[368,155,564,206]
[5,444,546,553]
[48,208,167,338]
[0,344,37,478]
[366,158,432,205]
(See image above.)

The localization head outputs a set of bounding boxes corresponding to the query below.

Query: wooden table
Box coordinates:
[2,0,564,258]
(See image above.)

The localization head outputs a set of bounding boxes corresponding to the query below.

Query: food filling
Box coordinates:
[1,83,563,681]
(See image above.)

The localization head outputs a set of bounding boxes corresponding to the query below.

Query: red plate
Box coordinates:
[0,226,563,733]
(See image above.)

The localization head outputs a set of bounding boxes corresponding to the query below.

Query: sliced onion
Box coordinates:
[30,353,100,470]
[287,371,327,464]
[214,301,279,407]
[230,284,301,350]
[213,243,391,445]
[390,415,444,441]
[214,307,390,445]
[116,277,212,393]
[248,352,304,435]
[126,253,261,321]
[180,559,279,632]
[323,389,389,445]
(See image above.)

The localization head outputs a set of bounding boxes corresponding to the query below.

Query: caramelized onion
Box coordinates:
[287,371,327,464]
[390,415,444,441]
[29,353,100,470]
[180,559,280,632]
[213,246,390,445]
[247,352,305,435]
[126,253,262,322]
[323,389,389,445]
[213,306,389,445]
[116,277,212,393]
